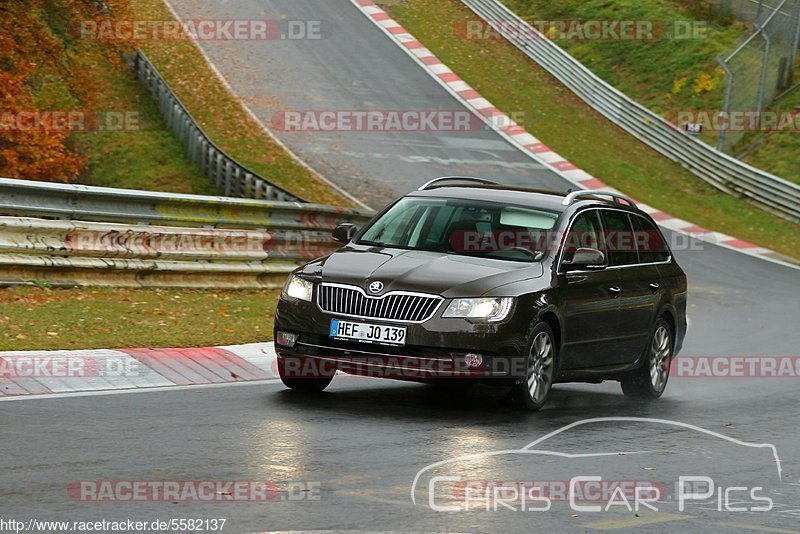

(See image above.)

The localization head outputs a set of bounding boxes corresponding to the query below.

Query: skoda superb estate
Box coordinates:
[274,177,687,410]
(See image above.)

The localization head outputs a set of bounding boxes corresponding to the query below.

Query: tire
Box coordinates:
[621,319,673,399]
[277,355,335,392]
[510,322,557,411]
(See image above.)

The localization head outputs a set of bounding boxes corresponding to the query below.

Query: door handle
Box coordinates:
[608,286,621,298]
[649,283,660,293]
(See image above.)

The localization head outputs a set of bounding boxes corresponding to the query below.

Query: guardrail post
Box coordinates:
[176,113,184,142]
[232,167,242,197]
[186,124,195,160]
[151,74,159,101]
[158,83,167,119]
[224,161,233,196]
[194,134,204,167]
[171,103,180,135]
[216,151,225,189]
[182,116,190,145]
[199,139,208,173]
[244,173,254,197]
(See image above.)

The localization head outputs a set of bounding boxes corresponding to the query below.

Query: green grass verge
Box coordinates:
[0,287,278,351]
[69,58,220,195]
[130,0,354,207]
[377,0,799,259]
[500,0,799,184]
[739,87,800,181]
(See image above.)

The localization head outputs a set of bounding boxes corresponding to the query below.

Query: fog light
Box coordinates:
[277,331,298,348]
[464,353,483,369]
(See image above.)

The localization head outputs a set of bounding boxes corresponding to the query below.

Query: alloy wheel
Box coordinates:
[649,325,671,393]
[527,331,555,403]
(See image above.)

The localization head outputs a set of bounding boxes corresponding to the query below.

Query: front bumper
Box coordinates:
[273,296,534,381]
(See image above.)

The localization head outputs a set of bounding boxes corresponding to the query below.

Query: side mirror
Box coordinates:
[332,223,358,245]
[563,247,606,271]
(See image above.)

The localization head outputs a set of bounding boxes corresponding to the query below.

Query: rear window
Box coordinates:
[631,215,670,263]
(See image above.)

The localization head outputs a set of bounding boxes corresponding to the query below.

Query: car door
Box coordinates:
[557,209,623,370]
[599,209,662,364]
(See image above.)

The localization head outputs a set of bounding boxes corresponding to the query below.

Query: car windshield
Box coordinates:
[357,197,559,262]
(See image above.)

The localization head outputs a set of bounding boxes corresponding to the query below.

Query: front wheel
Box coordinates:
[621,319,672,399]
[510,323,556,411]
[277,355,335,392]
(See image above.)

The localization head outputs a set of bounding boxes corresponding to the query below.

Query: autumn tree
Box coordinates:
[0,0,132,182]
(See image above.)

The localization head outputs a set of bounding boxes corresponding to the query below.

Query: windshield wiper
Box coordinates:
[357,240,389,247]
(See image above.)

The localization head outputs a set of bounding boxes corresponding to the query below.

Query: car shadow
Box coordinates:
[268,377,684,425]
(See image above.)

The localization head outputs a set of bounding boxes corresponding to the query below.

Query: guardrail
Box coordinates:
[0,177,371,229]
[460,0,800,223]
[133,50,303,203]
[0,178,374,288]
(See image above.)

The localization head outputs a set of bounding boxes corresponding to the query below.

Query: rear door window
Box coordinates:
[600,210,639,266]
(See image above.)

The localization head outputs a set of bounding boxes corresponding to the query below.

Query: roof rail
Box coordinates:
[561,190,637,208]
[417,176,499,191]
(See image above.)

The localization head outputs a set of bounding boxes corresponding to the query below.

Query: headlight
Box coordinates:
[282,275,314,302]
[443,297,514,322]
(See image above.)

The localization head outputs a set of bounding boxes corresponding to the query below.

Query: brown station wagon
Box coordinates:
[274,177,687,410]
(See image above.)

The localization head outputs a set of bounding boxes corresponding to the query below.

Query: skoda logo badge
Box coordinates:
[369,281,384,294]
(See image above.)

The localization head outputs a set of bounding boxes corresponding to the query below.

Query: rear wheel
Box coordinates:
[510,323,556,411]
[621,319,672,399]
[277,355,335,392]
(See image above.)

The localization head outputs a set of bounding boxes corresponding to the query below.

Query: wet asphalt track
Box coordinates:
[2,1,799,532]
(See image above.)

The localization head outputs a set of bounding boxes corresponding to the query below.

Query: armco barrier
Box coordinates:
[133,50,302,202]
[0,253,296,289]
[0,177,372,229]
[0,178,374,288]
[0,217,337,263]
[460,0,800,223]
[0,217,327,288]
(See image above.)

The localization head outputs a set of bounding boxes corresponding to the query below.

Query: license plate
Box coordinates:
[329,319,406,346]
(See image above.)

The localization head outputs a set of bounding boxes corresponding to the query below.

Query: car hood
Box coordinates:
[299,247,544,297]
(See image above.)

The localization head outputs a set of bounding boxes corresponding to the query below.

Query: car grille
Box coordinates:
[317,283,443,323]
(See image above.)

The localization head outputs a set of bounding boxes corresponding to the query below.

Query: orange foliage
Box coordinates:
[0,61,85,181]
[0,0,132,182]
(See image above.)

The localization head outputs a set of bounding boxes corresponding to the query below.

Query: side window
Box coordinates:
[562,210,605,264]
[631,215,670,263]
[600,210,639,266]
